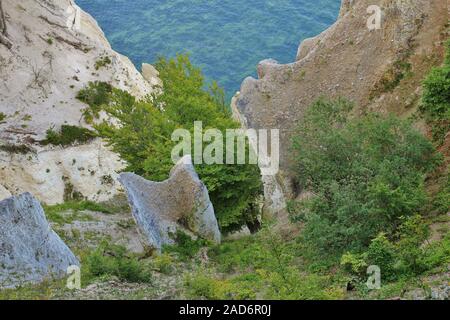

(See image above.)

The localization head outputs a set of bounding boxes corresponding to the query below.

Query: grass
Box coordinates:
[80,241,153,285]
[0,144,33,154]
[43,200,119,225]
[95,56,112,70]
[0,279,69,300]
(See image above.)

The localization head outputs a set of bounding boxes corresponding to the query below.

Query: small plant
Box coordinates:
[76,81,113,123]
[0,112,6,122]
[0,144,32,154]
[46,38,53,45]
[420,39,450,144]
[83,241,152,284]
[152,253,175,275]
[41,125,96,146]
[163,230,209,261]
[95,56,112,70]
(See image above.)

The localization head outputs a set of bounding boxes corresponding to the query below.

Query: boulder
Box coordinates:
[119,155,221,250]
[142,63,163,87]
[0,193,79,289]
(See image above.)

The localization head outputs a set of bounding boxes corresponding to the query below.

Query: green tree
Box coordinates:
[420,39,450,144]
[290,98,441,259]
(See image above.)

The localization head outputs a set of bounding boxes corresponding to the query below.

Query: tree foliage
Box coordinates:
[290,98,441,258]
[85,54,262,233]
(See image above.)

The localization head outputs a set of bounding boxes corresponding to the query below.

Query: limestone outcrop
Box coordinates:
[119,156,221,251]
[233,0,449,206]
[0,193,79,288]
[0,183,11,201]
[0,0,160,204]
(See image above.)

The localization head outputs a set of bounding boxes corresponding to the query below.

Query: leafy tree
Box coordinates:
[290,98,441,259]
[90,54,262,234]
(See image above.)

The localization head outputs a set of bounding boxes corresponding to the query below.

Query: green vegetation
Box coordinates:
[0,112,6,122]
[82,241,152,284]
[80,54,263,234]
[289,98,442,261]
[43,200,126,225]
[76,81,112,123]
[0,144,33,154]
[420,39,450,144]
[42,125,96,147]
[95,56,112,70]
[163,230,209,261]
[185,228,343,300]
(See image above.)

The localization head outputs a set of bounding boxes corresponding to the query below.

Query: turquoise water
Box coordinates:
[77,0,341,98]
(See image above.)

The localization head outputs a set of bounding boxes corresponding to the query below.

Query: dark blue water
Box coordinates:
[77,0,341,98]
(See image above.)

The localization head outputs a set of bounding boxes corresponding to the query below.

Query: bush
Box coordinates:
[340,252,367,275]
[83,241,152,284]
[420,39,450,144]
[95,56,112,70]
[290,98,441,259]
[76,81,113,123]
[395,215,430,275]
[89,54,263,233]
[42,125,96,146]
[365,233,397,281]
[163,230,209,261]
[185,271,256,300]
[0,112,6,122]
[0,144,32,154]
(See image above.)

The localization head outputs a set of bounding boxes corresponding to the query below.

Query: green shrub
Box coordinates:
[432,172,450,215]
[95,56,112,70]
[421,233,450,271]
[184,271,255,300]
[92,54,263,233]
[163,230,208,261]
[76,81,113,123]
[152,253,175,274]
[395,215,430,275]
[0,112,6,122]
[83,241,152,284]
[290,98,441,259]
[42,125,96,146]
[420,39,450,144]
[0,144,32,154]
[340,252,367,275]
[365,233,397,280]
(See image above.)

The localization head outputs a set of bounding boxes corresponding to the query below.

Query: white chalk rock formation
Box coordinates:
[119,156,221,250]
[0,193,79,288]
[0,0,159,204]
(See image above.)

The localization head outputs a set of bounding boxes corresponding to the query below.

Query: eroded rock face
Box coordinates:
[234,0,448,204]
[0,0,159,204]
[119,156,221,250]
[0,139,126,205]
[0,193,79,288]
